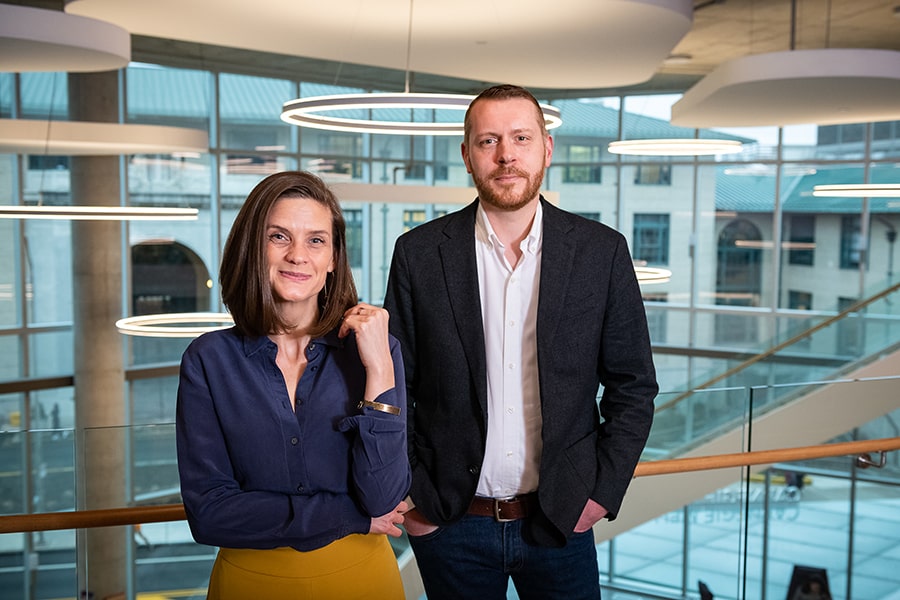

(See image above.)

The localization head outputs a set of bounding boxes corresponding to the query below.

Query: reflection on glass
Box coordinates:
[0,156,18,328]
[220,73,295,152]
[22,209,74,327]
[20,72,68,120]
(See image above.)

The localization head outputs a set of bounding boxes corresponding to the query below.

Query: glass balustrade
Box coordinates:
[0,376,897,599]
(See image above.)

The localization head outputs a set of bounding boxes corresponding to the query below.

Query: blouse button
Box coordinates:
[307,343,316,352]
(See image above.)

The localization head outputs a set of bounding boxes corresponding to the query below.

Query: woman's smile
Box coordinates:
[266,197,335,309]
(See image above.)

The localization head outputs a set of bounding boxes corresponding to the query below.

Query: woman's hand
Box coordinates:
[369,500,408,537]
[340,303,395,400]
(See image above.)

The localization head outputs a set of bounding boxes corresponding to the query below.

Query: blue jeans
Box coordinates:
[407,514,601,600]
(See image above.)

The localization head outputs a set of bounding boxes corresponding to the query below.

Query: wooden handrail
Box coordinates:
[633,437,900,476]
[1,437,897,535]
[0,504,187,534]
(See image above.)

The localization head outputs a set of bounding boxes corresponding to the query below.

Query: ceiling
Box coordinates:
[2,0,897,94]
[3,0,900,124]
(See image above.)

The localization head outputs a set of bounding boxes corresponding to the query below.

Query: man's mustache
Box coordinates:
[489,167,529,179]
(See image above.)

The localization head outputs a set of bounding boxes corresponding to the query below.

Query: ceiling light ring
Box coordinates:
[283,118,462,136]
[281,93,563,136]
[634,265,673,284]
[812,184,900,198]
[0,206,199,221]
[608,139,743,156]
[284,93,473,111]
[115,312,233,338]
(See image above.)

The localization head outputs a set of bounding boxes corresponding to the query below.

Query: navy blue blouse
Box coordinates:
[175,326,411,551]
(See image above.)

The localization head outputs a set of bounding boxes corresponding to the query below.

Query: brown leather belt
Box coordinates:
[468,494,538,522]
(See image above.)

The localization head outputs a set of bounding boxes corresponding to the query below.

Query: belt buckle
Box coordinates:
[492,498,515,522]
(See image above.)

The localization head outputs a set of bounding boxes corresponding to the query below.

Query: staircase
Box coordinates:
[596,280,900,540]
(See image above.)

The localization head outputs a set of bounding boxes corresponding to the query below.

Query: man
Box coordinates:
[383,84,658,600]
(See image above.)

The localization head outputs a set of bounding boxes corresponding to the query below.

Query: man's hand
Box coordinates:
[573,498,608,533]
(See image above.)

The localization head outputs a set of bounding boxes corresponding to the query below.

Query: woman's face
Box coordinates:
[265,196,334,309]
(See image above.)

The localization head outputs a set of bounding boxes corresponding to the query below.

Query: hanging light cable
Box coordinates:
[280,0,561,136]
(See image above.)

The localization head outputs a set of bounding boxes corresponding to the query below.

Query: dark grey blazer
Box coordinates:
[383,197,658,547]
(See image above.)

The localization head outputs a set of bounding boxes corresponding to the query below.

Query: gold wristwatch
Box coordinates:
[357,400,401,416]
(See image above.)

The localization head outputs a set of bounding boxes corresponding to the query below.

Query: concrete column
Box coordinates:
[69,70,128,600]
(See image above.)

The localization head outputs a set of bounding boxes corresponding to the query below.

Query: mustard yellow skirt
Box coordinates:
[206,534,404,600]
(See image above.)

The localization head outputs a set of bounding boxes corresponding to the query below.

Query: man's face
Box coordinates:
[462,97,553,212]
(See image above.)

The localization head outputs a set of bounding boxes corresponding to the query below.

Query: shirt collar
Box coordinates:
[475,198,543,255]
[240,325,343,357]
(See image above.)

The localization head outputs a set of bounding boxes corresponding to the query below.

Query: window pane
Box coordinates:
[220,154,297,236]
[0,73,12,118]
[840,215,863,270]
[20,72,67,120]
[29,331,73,378]
[220,73,295,152]
[344,209,363,270]
[634,164,671,185]
[298,83,366,174]
[0,157,18,326]
[871,119,900,158]
[22,219,73,325]
[864,162,900,292]
[128,153,215,314]
[551,165,619,228]
[126,64,212,134]
[802,123,866,160]
[0,397,26,513]
[785,214,815,266]
[633,214,670,265]
[0,335,21,379]
[704,165,775,310]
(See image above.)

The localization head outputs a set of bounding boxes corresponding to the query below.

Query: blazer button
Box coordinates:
[468,465,480,475]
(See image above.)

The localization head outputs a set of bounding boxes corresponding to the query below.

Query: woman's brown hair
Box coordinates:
[220,171,357,338]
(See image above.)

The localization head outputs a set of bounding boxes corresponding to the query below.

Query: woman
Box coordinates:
[176,171,411,599]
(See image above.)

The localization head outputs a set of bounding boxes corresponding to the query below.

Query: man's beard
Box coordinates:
[474,166,545,212]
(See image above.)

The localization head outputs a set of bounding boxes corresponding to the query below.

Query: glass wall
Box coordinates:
[3,64,898,383]
[602,400,900,600]
[1,57,899,599]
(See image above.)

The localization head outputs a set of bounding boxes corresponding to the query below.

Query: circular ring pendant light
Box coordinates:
[281,93,562,136]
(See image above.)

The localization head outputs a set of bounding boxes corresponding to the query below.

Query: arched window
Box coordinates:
[131,241,211,316]
[715,219,763,345]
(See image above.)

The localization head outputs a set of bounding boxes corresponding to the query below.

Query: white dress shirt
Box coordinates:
[474,201,543,498]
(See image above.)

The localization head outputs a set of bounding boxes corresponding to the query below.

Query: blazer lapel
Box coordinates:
[439,201,488,412]
[537,198,577,351]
